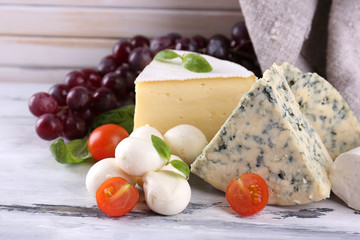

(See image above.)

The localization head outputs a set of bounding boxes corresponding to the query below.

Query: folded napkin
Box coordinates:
[239,0,360,119]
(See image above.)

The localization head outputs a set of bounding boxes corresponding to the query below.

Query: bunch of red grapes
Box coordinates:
[28,21,260,141]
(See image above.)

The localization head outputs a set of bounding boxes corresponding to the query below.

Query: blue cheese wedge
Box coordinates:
[191,64,332,205]
[281,63,360,159]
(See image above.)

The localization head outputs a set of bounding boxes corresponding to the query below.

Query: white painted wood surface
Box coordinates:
[0,36,116,68]
[0,82,359,239]
[0,0,240,10]
[0,0,243,83]
[0,66,75,83]
[0,5,242,38]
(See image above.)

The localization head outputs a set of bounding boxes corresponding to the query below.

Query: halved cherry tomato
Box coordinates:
[88,124,129,161]
[96,177,139,217]
[226,173,269,216]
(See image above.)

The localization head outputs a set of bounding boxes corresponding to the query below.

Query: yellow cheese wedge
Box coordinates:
[134,50,256,141]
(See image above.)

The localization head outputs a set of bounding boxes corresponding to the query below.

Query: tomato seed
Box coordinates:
[104,186,115,198]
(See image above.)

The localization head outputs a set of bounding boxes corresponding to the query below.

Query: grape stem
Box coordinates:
[55,106,69,117]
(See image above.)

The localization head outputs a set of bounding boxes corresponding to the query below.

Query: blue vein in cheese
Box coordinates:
[281,62,360,159]
[191,64,332,206]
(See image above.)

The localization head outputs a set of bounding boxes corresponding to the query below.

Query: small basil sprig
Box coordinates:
[154,50,212,73]
[151,135,190,179]
[151,135,171,161]
[50,138,93,164]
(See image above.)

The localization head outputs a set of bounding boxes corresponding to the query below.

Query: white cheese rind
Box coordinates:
[282,63,360,159]
[136,50,253,83]
[191,64,332,205]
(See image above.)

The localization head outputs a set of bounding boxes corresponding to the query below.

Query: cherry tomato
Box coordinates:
[226,173,269,216]
[96,177,139,217]
[88,124,129,161]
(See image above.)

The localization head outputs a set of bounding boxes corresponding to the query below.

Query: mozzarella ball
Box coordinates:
[115,137,166,177]
[130,124,164,143]
[330,147,360,210]
[142,170,191,215]
[85,158,136,197]
[164,124,208,165]
[160,155,187,179]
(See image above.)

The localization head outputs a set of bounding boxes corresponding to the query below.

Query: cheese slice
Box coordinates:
[134,50,255,140]
[281,62,360,159]
[191,64,332,205]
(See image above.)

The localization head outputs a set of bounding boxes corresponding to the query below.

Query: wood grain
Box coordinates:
[0,66,75,83]
[0,5,243,38]
[0,1,243,82]
[0,36,116,68]
[0,0,240,10]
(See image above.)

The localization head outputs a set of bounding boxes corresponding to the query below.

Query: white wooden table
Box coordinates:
[0,0,243,83]
[0,82,359,239]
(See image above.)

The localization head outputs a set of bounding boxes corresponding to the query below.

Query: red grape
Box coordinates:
[115,64,136,92]
[130,35,150,48]
[81,68,98,77]
[115,64,130,77]
[238,40,255,54]
[192,35,208,49]
[81,68,102,88]
[98,55,119,76]
[150,36,174,54]
[73,108,95,124]
[210,34,230,48]
[128,47,153,71]
[64,71,86,88]
[62,115,87,140]
[29,92,58,117]
[49,84,69,106]
[231,22,250,41]
[124,70,136,92]
[36,113,62,140]
[175,38,198,52]
[101,72,126,96]
[58,108,70,124]
[206,39,229,59]
[112,40,132,63]
[91,87,117,112]
[66,86,91,111]
[167,33,182,43]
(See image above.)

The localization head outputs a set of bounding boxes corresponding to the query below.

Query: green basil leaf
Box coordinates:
[50,138,93,164]
[90,105,135,134]
[170,160,190,180]
[151,135,171,161]
[154,50,180,61]
[182,53,213,73]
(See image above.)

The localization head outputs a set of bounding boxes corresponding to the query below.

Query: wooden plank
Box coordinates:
[0,6,243,38]
[0,36,116,68]
[0,0,240,10]
[0,66,75,83]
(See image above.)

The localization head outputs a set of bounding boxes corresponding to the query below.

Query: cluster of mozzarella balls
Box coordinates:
[86,124,208,215]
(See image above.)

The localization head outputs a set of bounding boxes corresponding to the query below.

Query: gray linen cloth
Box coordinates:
[239,0,360,119]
